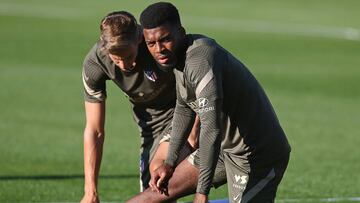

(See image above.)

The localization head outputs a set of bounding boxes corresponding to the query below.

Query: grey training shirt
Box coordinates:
[82,40,176,138]
[165,34,291,194]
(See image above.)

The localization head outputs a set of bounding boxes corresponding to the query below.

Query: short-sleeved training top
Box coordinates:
[82,40,176,138]
[165,34,291,195]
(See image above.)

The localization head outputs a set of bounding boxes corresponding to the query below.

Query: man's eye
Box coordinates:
[163,36,171,42]
[147,42,155,47]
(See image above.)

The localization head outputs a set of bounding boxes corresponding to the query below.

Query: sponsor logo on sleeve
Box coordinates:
[188,101,198,109]
[198,98,209,108]
[186,97,215,113]
[197,97,214,113]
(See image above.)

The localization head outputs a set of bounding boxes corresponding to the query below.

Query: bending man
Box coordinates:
[140,2,291,203]
[81,11,198,203]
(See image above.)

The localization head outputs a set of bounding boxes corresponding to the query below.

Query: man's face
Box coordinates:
[143,23,184,68]
[109,43,138,72]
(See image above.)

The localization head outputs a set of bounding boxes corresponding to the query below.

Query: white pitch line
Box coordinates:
[183,16,360,41]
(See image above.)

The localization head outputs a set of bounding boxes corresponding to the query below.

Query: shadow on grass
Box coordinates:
[0,174,138,180]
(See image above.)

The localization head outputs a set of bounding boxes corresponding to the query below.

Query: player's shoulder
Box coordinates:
[83,41,104,67]
[182,35,218,82]
[185,34,221,62]
[82,41,111,82]
[186,34,217,52]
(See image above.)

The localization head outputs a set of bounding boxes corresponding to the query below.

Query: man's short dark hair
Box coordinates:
[140,2,181,29]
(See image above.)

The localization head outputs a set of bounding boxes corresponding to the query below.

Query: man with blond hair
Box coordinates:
[81,11,199,202]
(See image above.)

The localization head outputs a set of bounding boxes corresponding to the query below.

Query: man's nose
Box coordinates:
[155,42,165,53]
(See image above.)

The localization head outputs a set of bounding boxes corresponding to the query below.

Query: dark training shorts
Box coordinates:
[224,153,290,203]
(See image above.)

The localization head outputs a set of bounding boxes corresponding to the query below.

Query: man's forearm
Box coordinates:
[83,128,105,194]
[165,104,195,167]
[196,99,223,195]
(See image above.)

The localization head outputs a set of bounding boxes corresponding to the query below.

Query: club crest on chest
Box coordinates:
[144,66,158,82]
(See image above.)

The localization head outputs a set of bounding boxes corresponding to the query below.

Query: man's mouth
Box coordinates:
[157,55,170,64]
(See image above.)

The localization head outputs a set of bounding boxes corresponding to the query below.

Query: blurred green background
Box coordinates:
[0,0,359,202]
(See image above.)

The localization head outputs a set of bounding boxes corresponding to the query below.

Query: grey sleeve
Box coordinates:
[165,86,196,167]
[188,46,225,195]
[82,56,107,103]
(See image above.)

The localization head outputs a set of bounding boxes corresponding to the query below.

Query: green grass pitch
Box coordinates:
[0,0,359,202]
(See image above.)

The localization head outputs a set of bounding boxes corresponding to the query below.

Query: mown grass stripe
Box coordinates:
[1,1,359,41]
[183,16,360,41]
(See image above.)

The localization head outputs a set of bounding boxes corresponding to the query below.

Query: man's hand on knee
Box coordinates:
[149,163,174,195]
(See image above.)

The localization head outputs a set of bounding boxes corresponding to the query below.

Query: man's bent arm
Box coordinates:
[186,46,225,195]
[82,101,106,198]
[165,96,195,167]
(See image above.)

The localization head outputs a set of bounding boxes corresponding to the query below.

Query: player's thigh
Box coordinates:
[166,157,199,195]
[139,135,163,191]
[224,153,289,203]
[223,153,249,203]
[247,154,290,203]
